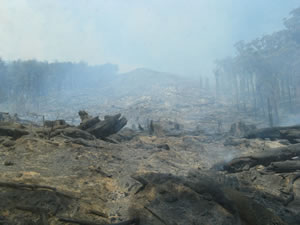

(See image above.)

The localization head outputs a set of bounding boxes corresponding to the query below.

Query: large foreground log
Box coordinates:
[223,144,300,173]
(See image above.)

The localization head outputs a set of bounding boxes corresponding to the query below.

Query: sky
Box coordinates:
[0,0,299,77]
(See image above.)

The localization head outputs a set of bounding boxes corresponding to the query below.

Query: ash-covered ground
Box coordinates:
[0,78,300,225]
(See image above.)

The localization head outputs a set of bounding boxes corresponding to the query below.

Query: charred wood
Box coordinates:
[223,144,300,173]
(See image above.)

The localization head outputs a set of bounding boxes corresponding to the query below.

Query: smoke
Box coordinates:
[280,114,300,126]
[0,0,299,76]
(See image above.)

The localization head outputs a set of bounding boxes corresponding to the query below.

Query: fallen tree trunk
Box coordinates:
[245,125,300,143]
[266,160,300,173]
[223,144,300,173]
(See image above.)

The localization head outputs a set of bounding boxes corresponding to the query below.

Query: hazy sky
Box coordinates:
[0,0,299,76]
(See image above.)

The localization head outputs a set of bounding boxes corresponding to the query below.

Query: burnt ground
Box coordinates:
[0,117,299,225]
[0,83,300,225]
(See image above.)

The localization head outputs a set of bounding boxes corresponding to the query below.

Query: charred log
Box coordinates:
[223,144,300,173]
[246,125,300,143]
[79,113,127,139]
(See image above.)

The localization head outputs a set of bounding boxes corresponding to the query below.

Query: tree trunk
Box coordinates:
[267,98,273,127]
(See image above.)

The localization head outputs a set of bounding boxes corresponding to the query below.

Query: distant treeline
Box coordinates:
[215,7,300,125]
[0,60,118,108]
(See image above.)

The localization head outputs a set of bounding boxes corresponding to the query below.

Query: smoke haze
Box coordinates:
[0,0,299,76]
